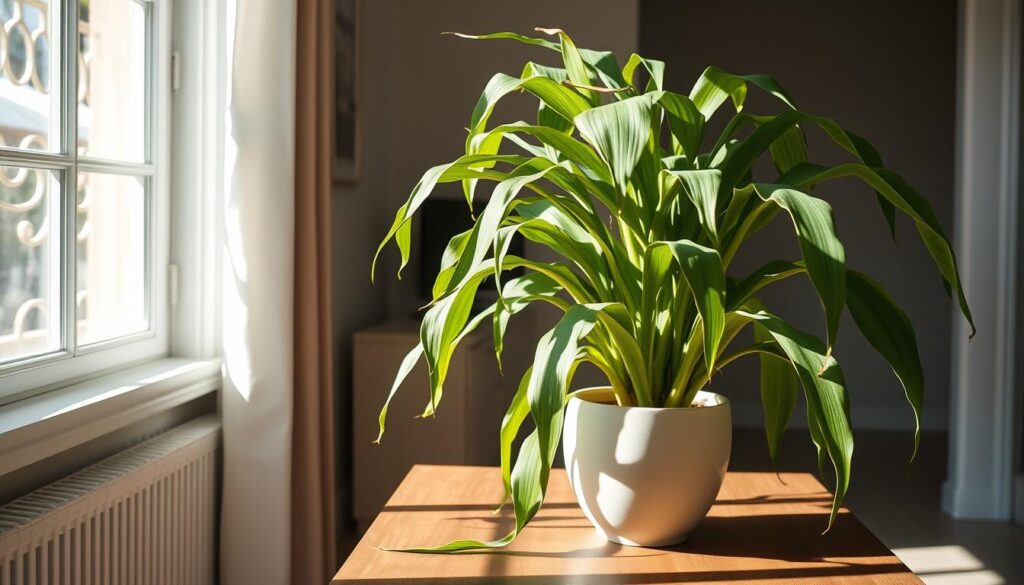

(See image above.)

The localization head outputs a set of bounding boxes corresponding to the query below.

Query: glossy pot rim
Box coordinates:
[568,387,730,412]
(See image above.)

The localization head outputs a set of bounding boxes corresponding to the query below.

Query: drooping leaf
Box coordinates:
[493,271,567,370]
[753,184,846,355]
[444,164,567,297]
[846,270,924,462]
[786,163,975,337]
[497,366,533,507]
[374,344,424,443]
[527,304,607,489]
[419,279,489,417]
[753,324,798,469]
[372,154,526,279]
[739,310,854,530]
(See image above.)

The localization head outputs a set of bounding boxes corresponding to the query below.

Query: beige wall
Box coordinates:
[641,0,958,431]
[331,0,639,522]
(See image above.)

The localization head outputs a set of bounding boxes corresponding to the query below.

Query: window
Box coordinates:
[0,0,170,402]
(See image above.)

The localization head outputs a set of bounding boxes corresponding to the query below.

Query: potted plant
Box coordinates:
[372,28,974,550]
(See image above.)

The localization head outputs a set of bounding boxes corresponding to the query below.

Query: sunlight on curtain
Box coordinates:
[219,0,297,583]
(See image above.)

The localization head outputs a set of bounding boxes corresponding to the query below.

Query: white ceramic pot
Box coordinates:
[562,388,732,547]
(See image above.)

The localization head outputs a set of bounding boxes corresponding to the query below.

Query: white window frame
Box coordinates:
[0,0,173,404]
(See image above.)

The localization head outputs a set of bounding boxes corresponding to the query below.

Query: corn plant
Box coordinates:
[372,28,974,551]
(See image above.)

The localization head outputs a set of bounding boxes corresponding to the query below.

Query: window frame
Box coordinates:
[0,0,172,404]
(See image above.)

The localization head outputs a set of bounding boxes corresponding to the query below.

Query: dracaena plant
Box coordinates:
[372,28,974,551]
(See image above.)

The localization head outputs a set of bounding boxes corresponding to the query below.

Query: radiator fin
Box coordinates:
[0,415,219,585]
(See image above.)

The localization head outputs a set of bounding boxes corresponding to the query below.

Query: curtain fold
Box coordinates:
[220,0,296,576]
[220,0,336,582]
[292,0,338,581]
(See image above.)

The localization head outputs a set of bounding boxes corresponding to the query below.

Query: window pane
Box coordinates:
[77,171,146,345]
[0,0,60,152]
[0,164,61,364]
[78,0,146,162]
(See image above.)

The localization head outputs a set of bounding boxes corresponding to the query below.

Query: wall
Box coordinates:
[330,0,639,525]
[640,0,959,430]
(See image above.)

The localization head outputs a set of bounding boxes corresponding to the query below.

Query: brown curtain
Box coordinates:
[293,0,337,582]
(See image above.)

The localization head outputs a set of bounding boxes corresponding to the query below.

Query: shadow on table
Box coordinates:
[410,509,888,563]
[681,512,892,561]
[335,562,911,584]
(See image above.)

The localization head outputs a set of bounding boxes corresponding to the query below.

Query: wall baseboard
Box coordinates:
[942,479,1009,520]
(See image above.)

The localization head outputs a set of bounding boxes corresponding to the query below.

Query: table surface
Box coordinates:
[333,465,920,584]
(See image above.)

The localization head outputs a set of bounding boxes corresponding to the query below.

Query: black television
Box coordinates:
[417,198,523,301]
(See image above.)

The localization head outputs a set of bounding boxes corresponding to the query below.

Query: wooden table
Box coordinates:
[333,465,920,584]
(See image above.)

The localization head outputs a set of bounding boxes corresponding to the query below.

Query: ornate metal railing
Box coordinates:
[0,0,93,351]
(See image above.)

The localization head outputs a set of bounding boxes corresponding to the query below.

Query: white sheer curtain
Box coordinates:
[219,0,297,583]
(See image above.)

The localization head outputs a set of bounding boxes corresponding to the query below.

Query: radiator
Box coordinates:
[0,415,219,585]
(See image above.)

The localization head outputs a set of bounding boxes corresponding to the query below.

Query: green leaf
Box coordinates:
[444,30,558,50]
[786,163,974,337]
[665,169,722,245]
[470,122,609,182]
[753,324,798,470]
[444,164,566,297]
[654,91,705,160]
[468,73,591,141]
[727,260,803,311]
[769,123,807,174]
[388,430,544,551]
[846,270,924,462]
[574,95,654,193]
[845,131,896,240]
[594,304,654,406]
[738,310,854,531]
[579,49,628,91]
[497,366,532,506]
[689,66,749,118]
[647,240,726,375]
[536,28,599,105]
[419,279,490,417]
[623,53,665,91]
[527,304,607,494]
[448,29,626,92]
[753,184,846,355]
[691,67,799,121]
[372,154,525,279]
[374,344,424,444]
[493,271,566,370]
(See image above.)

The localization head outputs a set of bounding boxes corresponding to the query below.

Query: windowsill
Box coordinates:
[0,357,221,477]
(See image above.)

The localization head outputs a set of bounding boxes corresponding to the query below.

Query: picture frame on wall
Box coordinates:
[334,0,360,183]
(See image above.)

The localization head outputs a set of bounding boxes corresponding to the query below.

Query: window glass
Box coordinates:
[0,164,61,364]
[0,0,59,152]
[78,0,147,161]
[76,171,147,345]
